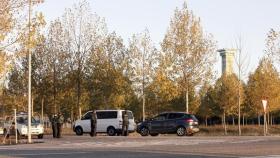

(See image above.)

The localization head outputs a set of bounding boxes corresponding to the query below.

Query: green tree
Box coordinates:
[197,83,217,126]
[246,58,280,125]
[128,29,158,121]
[61,0,107,118]
[161,2,216,113]
[213,74,241,135]
[85,32,135,112]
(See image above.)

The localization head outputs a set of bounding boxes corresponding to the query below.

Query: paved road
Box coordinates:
[0,149,236,158]
[1,135,280,158]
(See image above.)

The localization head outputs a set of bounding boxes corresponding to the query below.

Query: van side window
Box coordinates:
[97,111,117,119]
[82,112,92,120]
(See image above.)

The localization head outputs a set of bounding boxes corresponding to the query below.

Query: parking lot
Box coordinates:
[1,135,280,158]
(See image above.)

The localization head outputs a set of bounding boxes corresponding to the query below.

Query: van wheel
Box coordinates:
[140,127,149,136]
[107,127,116,136]
[38,134,44,139]
[75,126,83,136]
[176,126,186,136]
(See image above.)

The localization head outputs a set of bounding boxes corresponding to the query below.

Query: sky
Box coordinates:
[36,0,280,79]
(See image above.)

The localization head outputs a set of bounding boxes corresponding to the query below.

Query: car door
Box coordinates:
[149,113,168,133]
[165,113,184,132]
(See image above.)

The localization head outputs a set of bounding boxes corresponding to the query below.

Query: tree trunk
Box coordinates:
[142,46,146,122]
[71,106,74,126]
[53,62,57,114]
[238,83,241,135]
[258,114,260,126]
[77,60,81,119]
[205,116,208,127]
[186,87,189,113]
[232,117,235,125]
[223,111,227,135]
[267,111,270,127]
[32,96,34,117]
[142,94,145,121]
[242,114,244,126]
[41,98,44,127]
[221,115,224,128]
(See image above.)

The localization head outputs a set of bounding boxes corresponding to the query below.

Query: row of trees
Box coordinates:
[1,1,280,133]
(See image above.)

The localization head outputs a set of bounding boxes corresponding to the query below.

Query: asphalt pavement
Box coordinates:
[0,149,237,158]
[1,135,280,158]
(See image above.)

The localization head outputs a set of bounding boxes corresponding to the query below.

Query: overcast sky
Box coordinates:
[36,0,280,79]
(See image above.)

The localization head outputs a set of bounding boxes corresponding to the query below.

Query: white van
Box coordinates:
[73,110,136,136]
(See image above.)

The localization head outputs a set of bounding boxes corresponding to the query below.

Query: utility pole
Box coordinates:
[27,0,32,143]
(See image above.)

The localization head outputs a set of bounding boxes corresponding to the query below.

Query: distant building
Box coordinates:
[218,49,236,75]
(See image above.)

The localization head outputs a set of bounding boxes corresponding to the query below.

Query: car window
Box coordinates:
[82,112,92,120]
[122,111,134,119]
[168,113,184,120]
[97,111,117,119]
[153,113,168,121]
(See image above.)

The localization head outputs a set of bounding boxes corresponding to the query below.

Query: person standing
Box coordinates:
[90,110,97,137]
[57,112,64,138]
[122,110,129,136]
[51,114,58,138]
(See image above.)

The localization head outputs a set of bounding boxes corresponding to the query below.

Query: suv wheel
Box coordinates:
[107,127,116,136]
[176,126,186,136]
[75,126,83,136]
[140,127,149,136]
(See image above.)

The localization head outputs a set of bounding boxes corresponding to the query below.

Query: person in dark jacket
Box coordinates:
[122,110,129,136]
[56,112,64,138]
[51,114,58,138]
[90,110,97,137]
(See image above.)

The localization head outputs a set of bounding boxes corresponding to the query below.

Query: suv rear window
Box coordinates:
[97,111,117,119]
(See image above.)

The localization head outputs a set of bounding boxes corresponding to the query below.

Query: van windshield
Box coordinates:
[17,116,36,124]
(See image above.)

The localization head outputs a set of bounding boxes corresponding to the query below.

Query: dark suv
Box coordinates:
[137,112,199,136]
